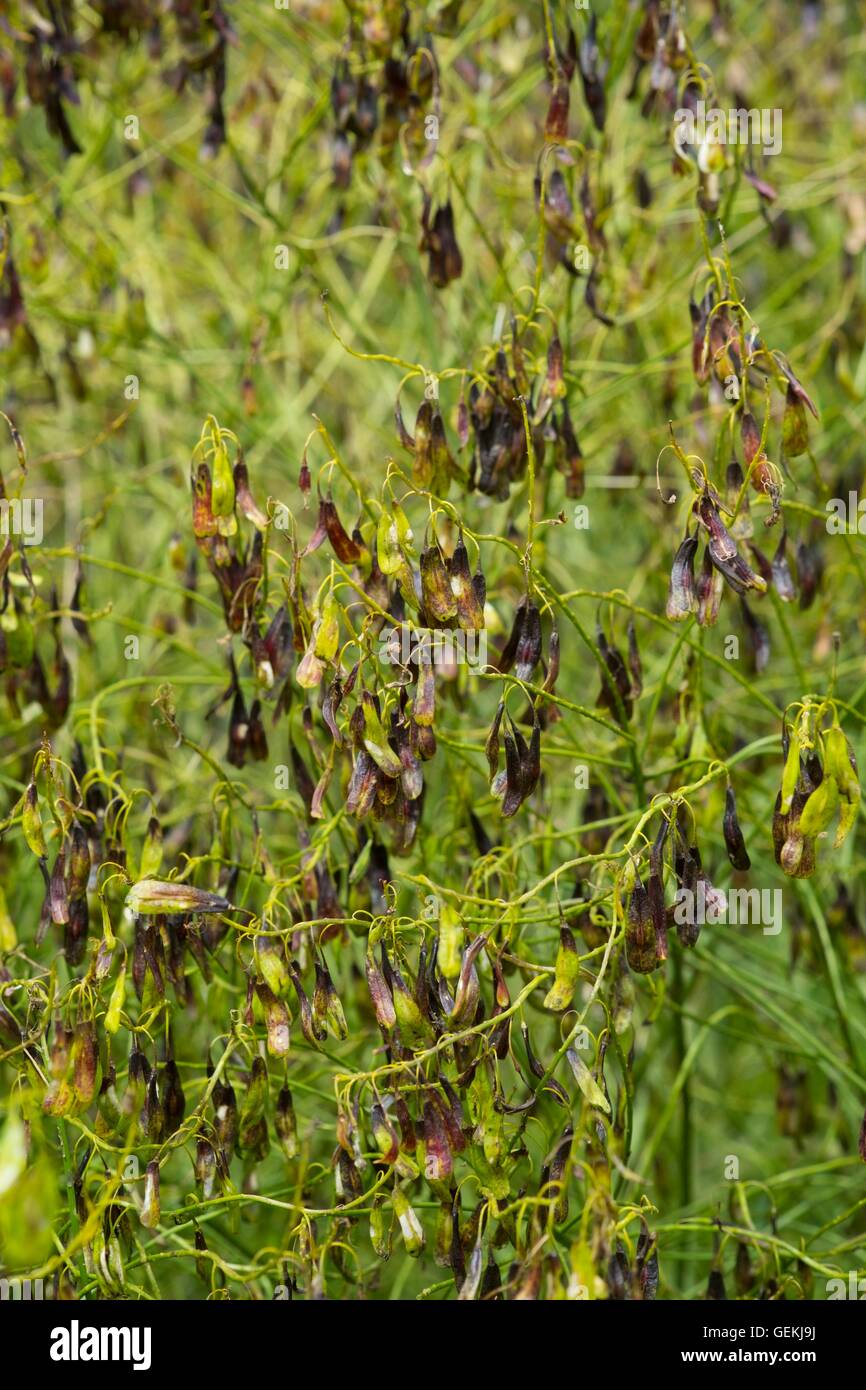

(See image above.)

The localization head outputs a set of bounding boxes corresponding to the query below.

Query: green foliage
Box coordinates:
[0,0,865,1302]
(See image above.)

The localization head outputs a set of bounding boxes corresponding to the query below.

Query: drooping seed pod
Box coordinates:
[543,924,580,1012]
[255,980,292,1056]
[665,533,698,621]
[255,929,289,997]
[160,1059,186,1135]
[370,1193,392,1259]
[450,933,486,1025]
[275,1085,298,1160]
[626,876,657,974]
[288,960,325,1048]
[740,598,770,673]
[195,1134,218,1200]
[364,948,396,1032]
[393,1187,425,1255]
[140,1161,160,1229]
[213,1073,238,1163]
[238,1055,269,1161]
[141,1072,166,1144]
[22,781,47,859]
[723,785,751,870]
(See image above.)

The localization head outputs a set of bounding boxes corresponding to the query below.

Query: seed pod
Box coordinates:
[798,774,840,838]
[626,877,657,974]
[448,533,484,630]
[288,961,326,1048]
[213,1075,238,1162]
[450,933,486,1024]
[49,846,70,925]
[771,531,797,603]
[370,1194,392,1259]
[543,925,580,1011]
[779,724,802,814]
[125,880,229,916]
[238,1055,269,1161]
[782,382,809,456]
[105,962,127,1034]
[141,1072,166,1143]
[160,1059,186,1135]
[565,1048,610,1114]
[255,930,289,997]
[393,1187,425,1255]
[321,495,362,563]
[723,785,751,870]
[666,534,698,621]
[545,1124,574,1225]
[275,1085,298,1159]
[313,960,348,1040]
[365,949,396,1032]
[740,598,770,673]
[389,956,434,1049]
[195,1135,218,1199]
[422,1097,453,1181]
[420,541,457,622]
[140,1161,160,1229]
[22,781,47,858]
[514,601,542,683]
[255,980,292,1056]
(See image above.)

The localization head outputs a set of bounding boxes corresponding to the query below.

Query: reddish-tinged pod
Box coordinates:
[288,960,326,1046]
[740,598,770,673]
[322,495,362,563]
[448,533,485,631]
[545,78,570,142]
[371,1101,399,1163]
[422,1098,453,1180]
[450,933,487,1024]
[365,950,397,1032]
[420,541,457,623]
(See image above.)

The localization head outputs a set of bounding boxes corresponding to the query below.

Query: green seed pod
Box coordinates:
[0,885,16,952]
[139,817,164,879]
[238,1055,270,1161]
[275,1085,298,1159]
[438,902,463,982]
[140,1161,160,1229]
[22,782,47,859]
[105,962,127,1034]
[371,1101,399,1163]
[369,1193,392,1259]
[393,1188,424,1256]
[390,962,434,1049]
[824,724,861,847]
[798,775,840,837]
[433,1200,453,1267]
[779,725,801,814]
[543,925,580,1011]
[210,438,236,519]
[255,930,290,997]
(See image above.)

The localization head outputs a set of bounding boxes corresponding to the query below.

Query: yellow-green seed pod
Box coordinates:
[779,726,801,814]
[369,1194,392,1259]
[0,885,16,952]
[438,902,463,982]
[313,591,340,662]
[210,438,235,518]
[105,963,127,1034]
[139,817,164,879]
[798,776,840,837]
[543,926,580,1012]
[22,782,47,859]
